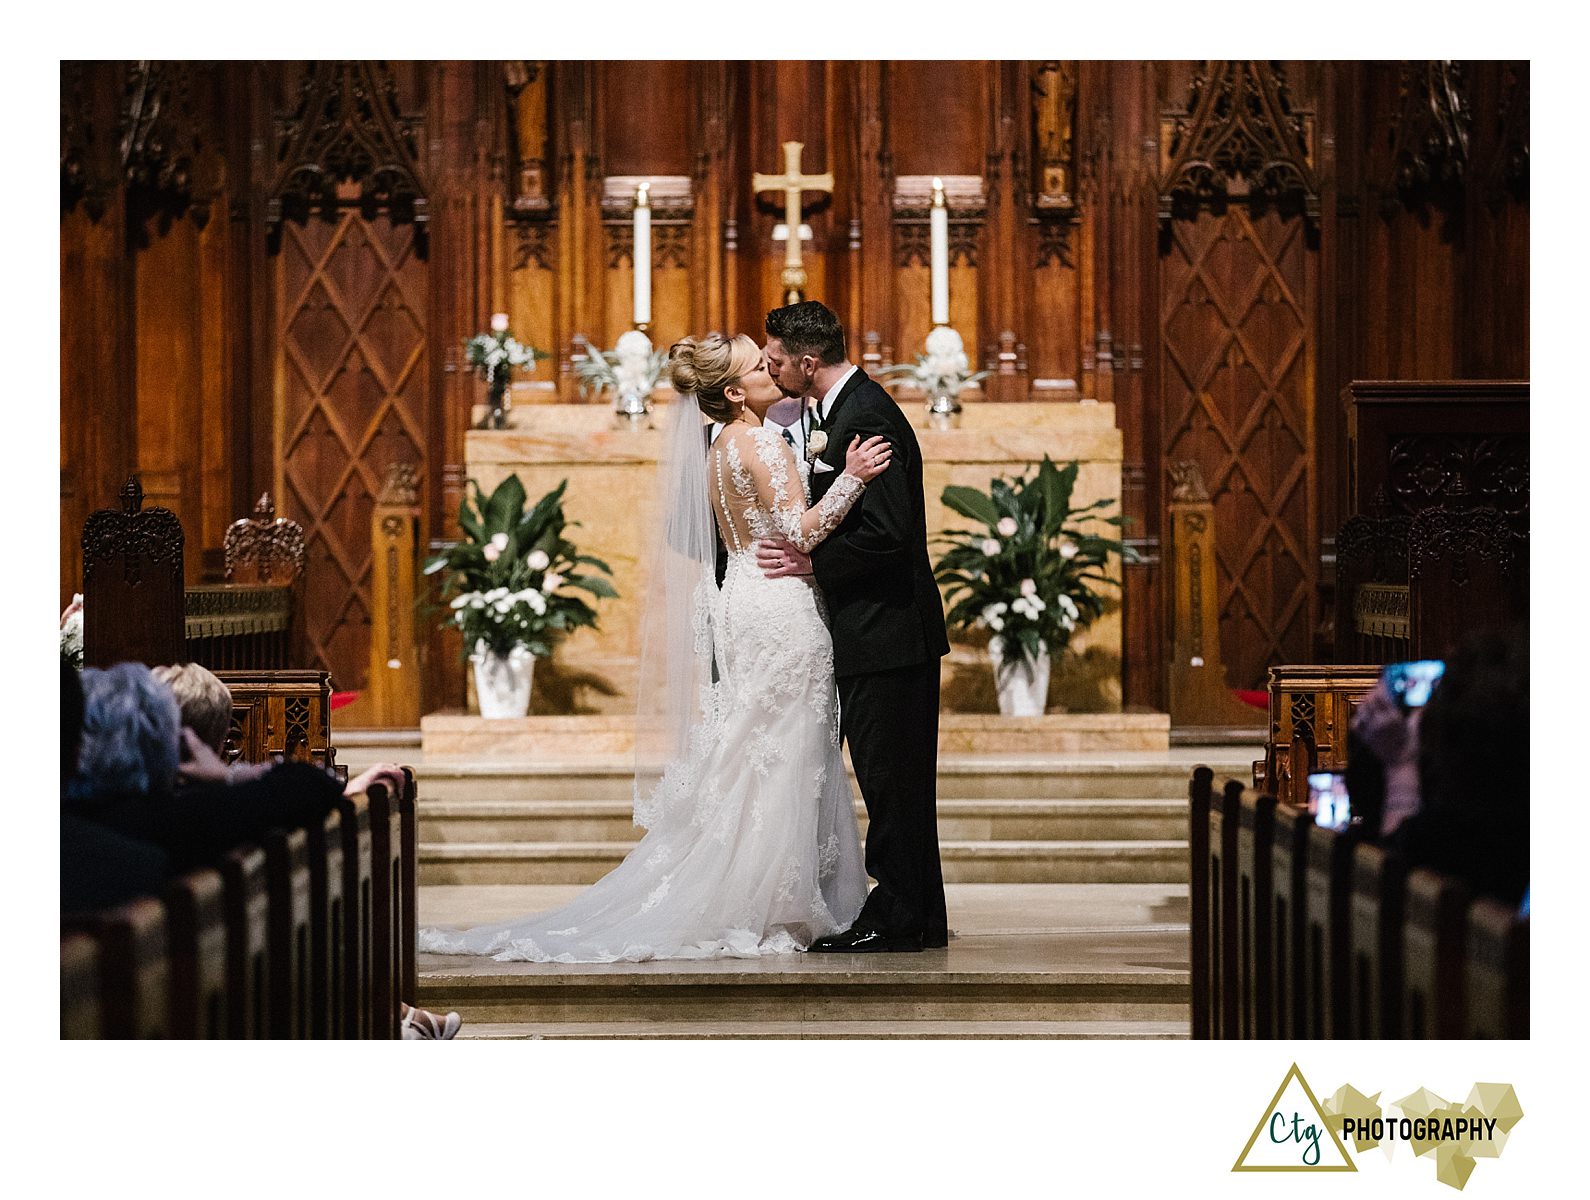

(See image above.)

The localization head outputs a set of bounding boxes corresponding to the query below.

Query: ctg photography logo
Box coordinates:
[1232,1064,1524,1190]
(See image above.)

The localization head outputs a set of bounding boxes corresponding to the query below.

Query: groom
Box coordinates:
[759,300,951,952]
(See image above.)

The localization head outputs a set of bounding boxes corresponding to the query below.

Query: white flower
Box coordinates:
[1059,540,1079,559]
[1059,595,1080,619]
[491,312,510,332]
[981,603,1005,626]
[981,538,1001,557]
[449,592,477,610]
[807,430,829,458]
[484,587,508,601]
[987,615,1005,632]
[482,543,500,563]
[527,549,550,571]
[542,572,564,593]
[520,589,547,615]
[1020,578,1037,597]
[997,517,1018,538]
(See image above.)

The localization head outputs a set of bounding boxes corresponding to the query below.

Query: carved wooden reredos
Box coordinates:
[60,60,1529,709]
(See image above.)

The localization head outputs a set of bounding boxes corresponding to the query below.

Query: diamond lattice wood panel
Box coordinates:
[276,214,428,690]
[1160,208,1317,689]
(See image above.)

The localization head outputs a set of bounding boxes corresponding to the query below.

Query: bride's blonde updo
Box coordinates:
[667,333,761,424]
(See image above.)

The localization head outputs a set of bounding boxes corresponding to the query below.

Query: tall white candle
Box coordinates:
[930,177,949,327]
[633,182,652,328]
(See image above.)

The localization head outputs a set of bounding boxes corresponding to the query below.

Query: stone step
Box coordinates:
[417,961,1189,1025]
[418,838,1189,886]
[408,756,1254,804]
[457,1018,1188,1040]
[417,796,1190,845]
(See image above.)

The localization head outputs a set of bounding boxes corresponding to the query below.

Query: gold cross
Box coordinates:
[752,141,834,303]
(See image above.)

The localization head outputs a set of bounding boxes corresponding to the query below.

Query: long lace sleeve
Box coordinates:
[744,427,866,553]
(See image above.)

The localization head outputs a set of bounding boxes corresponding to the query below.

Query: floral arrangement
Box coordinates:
[423,475,616,659]
[61,594,84,668]
[465,313,547,412]
[573,330,669,402]
[877,325,991,399]
[933,457,1133,676]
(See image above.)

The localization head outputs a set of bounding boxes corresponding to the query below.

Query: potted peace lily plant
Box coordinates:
[424,475,616,718]
[934,457,1132,716]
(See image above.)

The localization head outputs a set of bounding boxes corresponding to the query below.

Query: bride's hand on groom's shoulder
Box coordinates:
[757,537,812,579]
[844,435,892,483]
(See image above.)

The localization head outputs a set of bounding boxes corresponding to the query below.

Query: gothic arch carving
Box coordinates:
[268,61,429,244]
[1158,61,1319,234]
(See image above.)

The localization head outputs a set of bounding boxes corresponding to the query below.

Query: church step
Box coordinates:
[417,964,1188,1026]
[455,1018,1188,1040]
[417,838,1189,886]
[417,797,1189,844]
[408,756,1255,804]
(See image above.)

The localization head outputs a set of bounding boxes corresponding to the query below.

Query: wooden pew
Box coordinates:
[80,897,170,1039]
[399,767,420,1012]
[336,792,376,1039]
[60,932,101,1039]
[1188,766,1213,1039]
[1207,780,1242,1038]
[1465,898,1529,1038]
[368,782,403,1040]
[306,805,348,1039]
[1402,868,1469,1040]
[264,827,314,1039]
[1236,789,1277,1039]
[165,869,228,1038]
[1347,843,1406,1039]
[1301,820,1360,1039]
[221,846,271,1039]
[1262,666,1379,809]
[1269,803,1311,1039]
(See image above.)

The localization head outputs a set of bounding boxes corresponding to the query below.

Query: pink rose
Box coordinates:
[490,312,510,332]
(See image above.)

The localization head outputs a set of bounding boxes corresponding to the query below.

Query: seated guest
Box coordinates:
[1389,627,1529,907]
[61,660,170,914]
[151,662,460,1040]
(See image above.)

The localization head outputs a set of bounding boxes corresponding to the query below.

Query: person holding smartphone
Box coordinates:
[1349,661,1443,839]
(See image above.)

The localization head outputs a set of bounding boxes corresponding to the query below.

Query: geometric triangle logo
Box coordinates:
[1232,1063,1358,1171]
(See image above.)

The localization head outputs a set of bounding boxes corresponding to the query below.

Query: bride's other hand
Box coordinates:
[844,435,892,482]
[757,537,813,579]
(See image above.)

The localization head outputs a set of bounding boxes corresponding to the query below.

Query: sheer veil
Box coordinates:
[630,391,718,831]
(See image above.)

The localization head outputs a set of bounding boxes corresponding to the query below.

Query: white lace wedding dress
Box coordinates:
[418,423,869,962]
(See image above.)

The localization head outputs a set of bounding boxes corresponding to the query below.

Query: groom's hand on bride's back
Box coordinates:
[757,537,812,579]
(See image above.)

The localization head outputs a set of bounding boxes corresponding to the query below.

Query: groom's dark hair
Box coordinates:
[765,300,846,365]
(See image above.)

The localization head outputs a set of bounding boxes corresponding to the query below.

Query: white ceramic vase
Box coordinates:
[471,644,535,718]
[989,636,1051,717]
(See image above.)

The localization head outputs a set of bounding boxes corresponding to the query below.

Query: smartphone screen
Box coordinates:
[1383,659,1446,710]
[1308,771,1352,831]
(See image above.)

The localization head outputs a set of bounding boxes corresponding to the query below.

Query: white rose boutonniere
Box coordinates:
[807,429,829,460]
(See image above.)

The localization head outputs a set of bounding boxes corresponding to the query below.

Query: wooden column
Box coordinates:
[364,465,423,727]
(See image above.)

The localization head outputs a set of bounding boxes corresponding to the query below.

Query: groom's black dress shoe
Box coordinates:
[808,926,924,953]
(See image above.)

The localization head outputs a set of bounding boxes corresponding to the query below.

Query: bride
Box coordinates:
[418,333,892,962]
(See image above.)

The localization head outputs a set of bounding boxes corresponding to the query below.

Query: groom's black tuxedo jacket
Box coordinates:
[808,368,950,678]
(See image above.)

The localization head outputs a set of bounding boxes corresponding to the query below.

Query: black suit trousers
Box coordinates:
[838,659,947,938]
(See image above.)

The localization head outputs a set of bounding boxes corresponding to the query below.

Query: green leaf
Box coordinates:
[565,572,618,599]
[940,485,1001,528]
[483,474,529,534]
